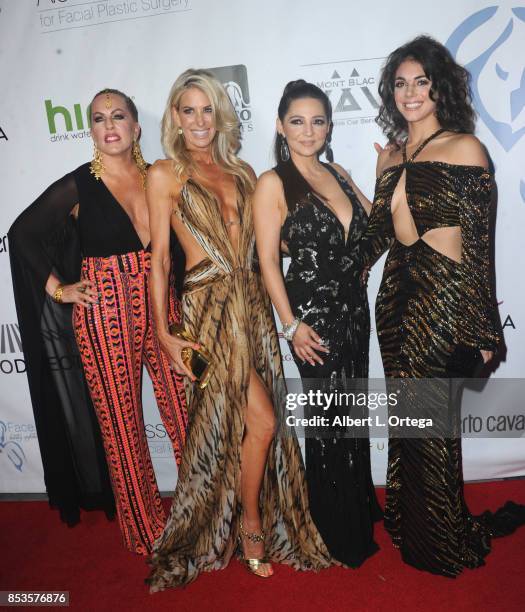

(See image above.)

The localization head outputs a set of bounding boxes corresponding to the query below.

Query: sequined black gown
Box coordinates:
[275,160,381,567]
[360,130,525,576]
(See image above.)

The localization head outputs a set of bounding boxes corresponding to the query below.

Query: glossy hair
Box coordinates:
[376,35,476,143]
[161,68,253,190]
[274,79,333,162]
[91,88,139,122]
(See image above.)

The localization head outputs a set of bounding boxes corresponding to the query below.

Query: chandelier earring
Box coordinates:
[279,134,290,162]
[90,144,104,180]
[132,139,148,189]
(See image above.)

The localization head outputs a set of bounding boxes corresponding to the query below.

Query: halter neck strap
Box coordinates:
[402,128,446,163]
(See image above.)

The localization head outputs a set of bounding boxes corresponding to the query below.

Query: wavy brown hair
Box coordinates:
[376,35,476,143]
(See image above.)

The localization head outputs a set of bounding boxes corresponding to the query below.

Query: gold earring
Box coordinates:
[90,144,104,180]
[132,140,148,190]
[177,127,183,136]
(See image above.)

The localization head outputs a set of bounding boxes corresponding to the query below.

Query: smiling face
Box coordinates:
[173,86,216,151]
[278,97,329,159]
[394,59,437,125]
[90,93,139,156]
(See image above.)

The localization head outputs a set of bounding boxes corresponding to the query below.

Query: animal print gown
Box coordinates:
[147,177,332,591]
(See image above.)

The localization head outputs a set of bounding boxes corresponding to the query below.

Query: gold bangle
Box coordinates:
[53,284,64,304]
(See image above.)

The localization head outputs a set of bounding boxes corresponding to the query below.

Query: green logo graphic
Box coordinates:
[45,99,91,134]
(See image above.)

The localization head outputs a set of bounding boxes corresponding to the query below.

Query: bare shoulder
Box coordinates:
[256,169,282,191]
[147,159,183,199]
[445,133,488,168]
[329,162,352,182]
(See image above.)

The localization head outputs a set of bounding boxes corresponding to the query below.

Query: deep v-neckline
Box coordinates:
[99,177,149,250]
[185,176,242,246]
[307,165,355,246]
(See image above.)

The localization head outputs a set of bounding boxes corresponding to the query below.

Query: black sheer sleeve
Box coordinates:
[8,171,114,525]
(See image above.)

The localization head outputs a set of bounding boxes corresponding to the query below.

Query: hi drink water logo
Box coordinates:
[44,99,91,143]
[446,7,525,201]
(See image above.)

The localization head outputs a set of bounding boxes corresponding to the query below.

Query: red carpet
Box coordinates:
[1,481,525,611]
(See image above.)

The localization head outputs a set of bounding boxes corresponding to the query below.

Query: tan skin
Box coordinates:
[253,97,372,366]
[376,59,493,364]
[44,92,146,305]
[147,86,275,577]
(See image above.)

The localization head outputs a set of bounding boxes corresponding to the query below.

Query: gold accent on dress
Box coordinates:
[359,130,505,577]
[147,177,332,591]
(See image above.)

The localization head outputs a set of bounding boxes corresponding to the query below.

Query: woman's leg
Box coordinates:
[240,368,276,577]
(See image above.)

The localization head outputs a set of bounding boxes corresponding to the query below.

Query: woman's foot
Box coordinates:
[239,515,273,578]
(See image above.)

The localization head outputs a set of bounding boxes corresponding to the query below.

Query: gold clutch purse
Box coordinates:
[168,322,213,390]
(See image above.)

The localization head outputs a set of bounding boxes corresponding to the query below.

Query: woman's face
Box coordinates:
[173,86,216,151]
[278,97,330,159]
[394,59,437,125]
[90,93,139,155]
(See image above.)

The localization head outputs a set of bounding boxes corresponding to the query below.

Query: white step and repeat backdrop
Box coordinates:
[1,0,524,493]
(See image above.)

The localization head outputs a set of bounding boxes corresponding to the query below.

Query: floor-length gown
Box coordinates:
[275,161,382,567]
[360,129,525,576]
[147,175,332,591]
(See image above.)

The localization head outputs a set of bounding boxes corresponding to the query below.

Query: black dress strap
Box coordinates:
[402,128,446,163]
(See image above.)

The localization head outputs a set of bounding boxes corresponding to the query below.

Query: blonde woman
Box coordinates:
[146,69,332,590]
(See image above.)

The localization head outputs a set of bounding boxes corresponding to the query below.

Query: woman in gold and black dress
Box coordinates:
[361,36,525,576]
[146,69,332,590]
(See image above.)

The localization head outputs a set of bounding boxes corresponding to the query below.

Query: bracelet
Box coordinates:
[282,318,301,341]
[53,284,64,304]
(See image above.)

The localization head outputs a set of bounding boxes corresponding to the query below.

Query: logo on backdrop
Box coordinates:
[44,99,91,143]
[0,126,7,141]
[146,423,175,458]
[301,59,382,129]
[207,65,254,134]
[0,323,25,375]
[37,0,192,33]
[0,421,30,473]
[0,234,7,254]
[446,7,525,202]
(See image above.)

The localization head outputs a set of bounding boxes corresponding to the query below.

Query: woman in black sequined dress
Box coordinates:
[254,80,381,566]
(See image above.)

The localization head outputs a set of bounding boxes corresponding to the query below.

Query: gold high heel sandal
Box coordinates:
[238,519,272,578]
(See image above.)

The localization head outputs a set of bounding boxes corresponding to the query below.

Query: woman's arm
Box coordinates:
[147,161,198,379]
[253,170,328,366]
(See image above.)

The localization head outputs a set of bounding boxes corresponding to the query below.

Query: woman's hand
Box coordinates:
[60,281,98,307]
[292,322,329,366]
[480,349,493,364]
[160,333,200,381]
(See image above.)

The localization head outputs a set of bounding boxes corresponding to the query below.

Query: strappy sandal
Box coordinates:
[238,518,272,578]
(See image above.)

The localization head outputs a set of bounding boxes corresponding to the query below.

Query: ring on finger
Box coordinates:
[78,285,86,294]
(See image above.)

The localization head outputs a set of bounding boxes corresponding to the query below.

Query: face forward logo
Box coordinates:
[207,65,253,133]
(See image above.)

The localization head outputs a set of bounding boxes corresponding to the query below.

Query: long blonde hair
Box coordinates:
[161,69,254,191]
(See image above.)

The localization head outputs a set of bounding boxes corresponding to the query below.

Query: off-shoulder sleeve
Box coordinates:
[458,169,501,351]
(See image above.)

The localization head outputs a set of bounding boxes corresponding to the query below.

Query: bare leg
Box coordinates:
[240,368,276,577]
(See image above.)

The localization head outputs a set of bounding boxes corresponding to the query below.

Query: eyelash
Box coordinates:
[182,107,213,114]
[395,79,430,88]
[93,113,125,122]
[289,118,326,125]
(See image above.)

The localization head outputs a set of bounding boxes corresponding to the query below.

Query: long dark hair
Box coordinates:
[91,88,139,122]
[274,80,333,210]
[376,35,476,143]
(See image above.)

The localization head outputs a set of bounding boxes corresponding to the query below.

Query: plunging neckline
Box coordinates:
[99,177,150,250]
[306,165,355,246]
[185,176,242,250]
